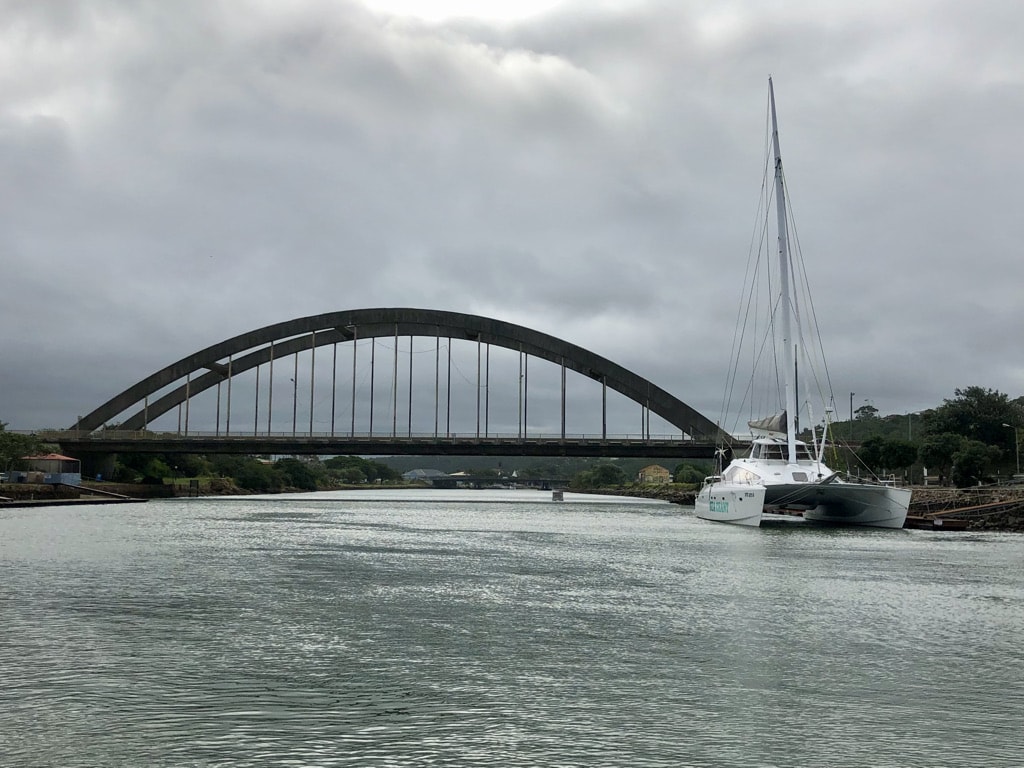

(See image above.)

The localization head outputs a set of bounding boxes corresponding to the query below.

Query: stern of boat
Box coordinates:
[695,479,766,527]
[800,485,912,529]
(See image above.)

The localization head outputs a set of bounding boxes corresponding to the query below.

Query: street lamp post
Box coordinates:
[1002,423,1021,477]
[850,392,855,441]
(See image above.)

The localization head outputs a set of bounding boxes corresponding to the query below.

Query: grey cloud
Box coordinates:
[1,0,1022,432]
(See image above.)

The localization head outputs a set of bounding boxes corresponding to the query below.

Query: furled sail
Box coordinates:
[748,411,787,434]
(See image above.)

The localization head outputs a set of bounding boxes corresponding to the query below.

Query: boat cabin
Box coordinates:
[747,439,816,462]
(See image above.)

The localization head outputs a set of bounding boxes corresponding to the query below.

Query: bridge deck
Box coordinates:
[40,431,732,458]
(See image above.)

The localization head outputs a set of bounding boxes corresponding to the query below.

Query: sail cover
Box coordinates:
[748,411,787,434]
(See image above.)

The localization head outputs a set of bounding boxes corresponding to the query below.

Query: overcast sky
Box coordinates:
[2,0,1022,435]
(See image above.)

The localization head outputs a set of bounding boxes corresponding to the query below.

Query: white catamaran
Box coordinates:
[695,79,911,529]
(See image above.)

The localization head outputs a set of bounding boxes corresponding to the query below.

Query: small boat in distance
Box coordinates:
[695,79,912,529]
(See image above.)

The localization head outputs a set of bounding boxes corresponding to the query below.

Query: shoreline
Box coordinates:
[584,485,1024,532]
[4,481,1023,532]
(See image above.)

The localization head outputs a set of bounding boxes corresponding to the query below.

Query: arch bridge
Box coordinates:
[47,309,726,458]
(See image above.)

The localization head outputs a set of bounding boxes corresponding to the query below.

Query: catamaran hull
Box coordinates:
[764,484,911,529]
[695,485,766,527]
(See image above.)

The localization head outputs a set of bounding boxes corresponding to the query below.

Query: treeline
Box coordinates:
[0,422,41,476]
[105,452,712,494]
[568,461,709,489]
[4,385,1021,492]
[108,453,401,492]
[807,386,1023,487]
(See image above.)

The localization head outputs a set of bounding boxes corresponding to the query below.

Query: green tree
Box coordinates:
[919,432,964,485]
[336,467,366,484]
[951,440,1002,488]
[857,436,887,473]
[276,458,320,491]
[923,386,1023,450]
[570,463,627,489]
[141,457,173,484]
[235,460,282,491]
[209,455,251,478]
[0,422,41,474]
[855,404,879,420]
[324,455,399,483]
[880,439,918,476]
[169,454,212,478]
[673,463,707,484]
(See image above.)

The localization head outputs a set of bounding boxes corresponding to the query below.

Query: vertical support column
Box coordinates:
[434,327,440,438]
[215,382,221,437]
[369,337,375,436]
[392,324,398,438]
[446,337,452,437]
[254,364,260,435]
[350,326,358,437]
[291,352,299,437]
[646,383,651,440]
[407,335,413,437]
[517,346,523,440]
[331,342,337,437]
[602,376,607,440]
[560,357,566,440]
[267,341,275,435]
[475,337,481,439]
[309,331,316,436]
[143,395,149,431]
[485,343,490,438]
[523,353,529,438]
[184,373,191,436]
[226,356,233,436]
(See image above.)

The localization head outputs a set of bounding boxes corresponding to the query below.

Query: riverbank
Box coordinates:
[0,478,401,503]
[5,480,1022,532]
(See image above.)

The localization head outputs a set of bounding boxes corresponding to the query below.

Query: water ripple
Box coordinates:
[1,497,1022,766]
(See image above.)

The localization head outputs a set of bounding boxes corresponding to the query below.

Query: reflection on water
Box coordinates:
[1,490,1022,767]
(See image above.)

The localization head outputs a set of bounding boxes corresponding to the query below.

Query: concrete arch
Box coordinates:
[72,308,722,439]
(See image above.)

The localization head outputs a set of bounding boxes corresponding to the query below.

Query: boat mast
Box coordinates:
[769,77,799,464]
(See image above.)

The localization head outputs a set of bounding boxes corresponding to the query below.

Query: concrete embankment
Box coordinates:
[0,481,155,507]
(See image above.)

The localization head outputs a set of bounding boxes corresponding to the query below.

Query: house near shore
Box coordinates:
[402,468,449,481]
[402,468,457,488]
[637,464,671,484]
[11,454,82,486]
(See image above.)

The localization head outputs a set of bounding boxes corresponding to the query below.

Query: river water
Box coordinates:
[1,489,1022,767]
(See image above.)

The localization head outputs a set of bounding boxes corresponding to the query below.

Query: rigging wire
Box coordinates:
[717,88,844,454]
[718,95,778,439]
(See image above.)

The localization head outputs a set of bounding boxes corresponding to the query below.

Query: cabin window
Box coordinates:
[724,466,759,484]
[750,442,816,462]
[792,472,809,482]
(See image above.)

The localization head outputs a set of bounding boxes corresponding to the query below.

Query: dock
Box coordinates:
[0,482,147,509]
[904,496,1024,531]
[1,496,147,509]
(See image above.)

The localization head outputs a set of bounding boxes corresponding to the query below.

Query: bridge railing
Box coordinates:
[34,429,700,443]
